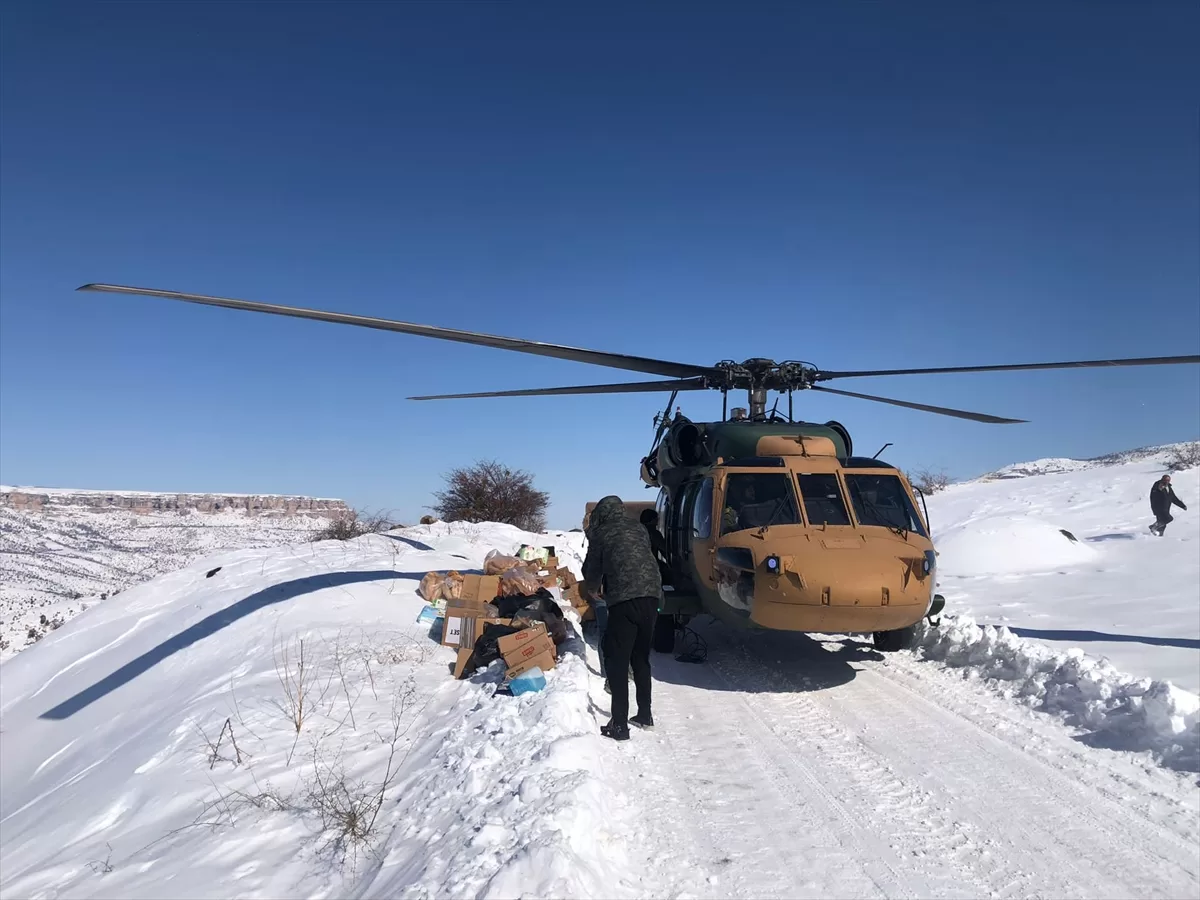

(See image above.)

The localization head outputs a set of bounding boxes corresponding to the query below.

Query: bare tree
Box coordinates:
[429,459,549,532]
[1165,442,1200,472]
[907,467,952,494]
[310,508,395,542]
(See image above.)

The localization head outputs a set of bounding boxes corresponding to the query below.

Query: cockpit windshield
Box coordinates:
[844,473,928,537]
[720,473,800,534]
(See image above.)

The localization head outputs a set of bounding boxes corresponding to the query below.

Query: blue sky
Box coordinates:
[2,1,1197,529]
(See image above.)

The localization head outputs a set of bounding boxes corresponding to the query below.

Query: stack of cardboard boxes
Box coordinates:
[437,573,507,678]
[436,571,562,682]
[496,623,557,680]
[425,547,593,687]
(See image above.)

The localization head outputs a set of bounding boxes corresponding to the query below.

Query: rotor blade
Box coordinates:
[815,355,1200,380]
[408,378,709,401]
[77,283,714,380]
[811,385,1027,424]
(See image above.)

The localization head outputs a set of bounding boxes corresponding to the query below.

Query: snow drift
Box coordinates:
[0,523,636,900]
[914,615,1200,772]
[934,514,1099,575]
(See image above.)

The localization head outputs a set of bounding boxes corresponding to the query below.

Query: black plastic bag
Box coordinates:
[468,622,525,670]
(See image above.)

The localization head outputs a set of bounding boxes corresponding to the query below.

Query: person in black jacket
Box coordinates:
[583,495,663,741]
[1149,474,1187,535]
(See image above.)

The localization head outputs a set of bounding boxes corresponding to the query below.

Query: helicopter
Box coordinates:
[76,282,1200,653]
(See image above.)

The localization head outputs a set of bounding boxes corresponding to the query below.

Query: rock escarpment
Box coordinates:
[1,487,349,518]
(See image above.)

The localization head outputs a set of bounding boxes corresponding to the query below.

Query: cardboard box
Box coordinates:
[458,574,500,605]
[495,623,547,657]
[453,647,475,679]
[442,608,509,649]
[505,646,557,680]
[501,632,556,667]
[557,567,577,588]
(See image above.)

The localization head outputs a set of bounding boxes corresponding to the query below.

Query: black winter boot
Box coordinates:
[601,720,630,741]
[630,712,654,729]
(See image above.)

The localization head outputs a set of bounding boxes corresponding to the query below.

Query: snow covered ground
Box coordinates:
[0,522,615,899]
[923,443,1199,692]
[0,503,330,662]
[1,447,1198,899]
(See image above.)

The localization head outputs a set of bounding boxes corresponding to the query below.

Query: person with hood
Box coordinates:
[1149,474,1187,535]
[582,495,663,741]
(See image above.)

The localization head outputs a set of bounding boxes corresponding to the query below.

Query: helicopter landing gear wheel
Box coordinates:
[652,614,677,653]
[872,624,917,653]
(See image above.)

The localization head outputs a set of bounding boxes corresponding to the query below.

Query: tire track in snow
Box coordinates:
[588,654,900,897]
[707,628,1198,899]
[844,655,1200,896]
[703,644,999,899]
[869,648,1200,845]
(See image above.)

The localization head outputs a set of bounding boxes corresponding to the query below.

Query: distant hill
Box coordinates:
[0,486,349,661]
[975,441,1198,481]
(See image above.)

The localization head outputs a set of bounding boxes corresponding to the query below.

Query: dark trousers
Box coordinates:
[602,595,657,726]
[1153,512,1174,534]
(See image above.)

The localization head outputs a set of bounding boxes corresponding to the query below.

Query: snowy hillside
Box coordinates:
[0,497,336,662]
[923,442,1199,693]
[2,450,1199,898]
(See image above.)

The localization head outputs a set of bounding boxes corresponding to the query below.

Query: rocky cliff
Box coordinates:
[0,486,350,518]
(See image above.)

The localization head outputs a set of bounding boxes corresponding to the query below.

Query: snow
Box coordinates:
[0,522,628,900]
[1,485,344,500]
[923,443,1199,692]
[2,445,1199,898]
[0,503,331,662]
[932,514,1100,574]
[913,615,1200,771]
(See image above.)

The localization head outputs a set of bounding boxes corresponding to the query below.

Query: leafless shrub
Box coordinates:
[1165,441,1200,472]
[271,631,337,764]
[429,459,549,532]
[304,681,417,864]
[907,467,952,494]
[197,717,246,770]
[86,843,114,875]
[310,508,395,542]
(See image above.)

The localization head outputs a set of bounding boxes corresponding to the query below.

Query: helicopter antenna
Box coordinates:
[721,389,728,421]
[769,396,780,421]
[788,390,794,422]
[872,442,894,459]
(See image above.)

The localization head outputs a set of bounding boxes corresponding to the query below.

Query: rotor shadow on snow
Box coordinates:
[381,534,437,552]
[1085,533,1138,542]
[39,569,412,721]
[1004,626,1200,650]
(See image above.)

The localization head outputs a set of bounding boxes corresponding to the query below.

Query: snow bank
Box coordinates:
[934,515,1099,575]
[0,523,627,899]
[914,615,1200,772]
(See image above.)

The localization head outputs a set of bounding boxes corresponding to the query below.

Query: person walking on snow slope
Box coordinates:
[582,495,663,742]
[1149,473,1187,535]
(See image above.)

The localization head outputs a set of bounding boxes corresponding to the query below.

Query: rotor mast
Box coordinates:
[749,387,768,421]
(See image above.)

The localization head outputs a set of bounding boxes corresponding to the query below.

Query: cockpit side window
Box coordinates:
[796,473,852,526]
[692,477,714,538]
[844,473,928,537]
[719,473,800,535]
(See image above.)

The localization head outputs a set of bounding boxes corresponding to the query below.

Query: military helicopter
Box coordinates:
[77,283,1200,653]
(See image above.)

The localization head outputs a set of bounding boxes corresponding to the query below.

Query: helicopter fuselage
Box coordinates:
[641,421,940,637]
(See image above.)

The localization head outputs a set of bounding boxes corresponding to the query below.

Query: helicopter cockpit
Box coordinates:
[720,472,801,534]
[843,472,928,537]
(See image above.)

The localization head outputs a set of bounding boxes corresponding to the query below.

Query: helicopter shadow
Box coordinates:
[651,617,873,696]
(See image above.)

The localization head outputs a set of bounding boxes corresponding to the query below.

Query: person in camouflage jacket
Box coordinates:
[582,494,663,740]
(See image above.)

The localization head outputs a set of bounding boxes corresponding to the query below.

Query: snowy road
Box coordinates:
[589,621,1200,900]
